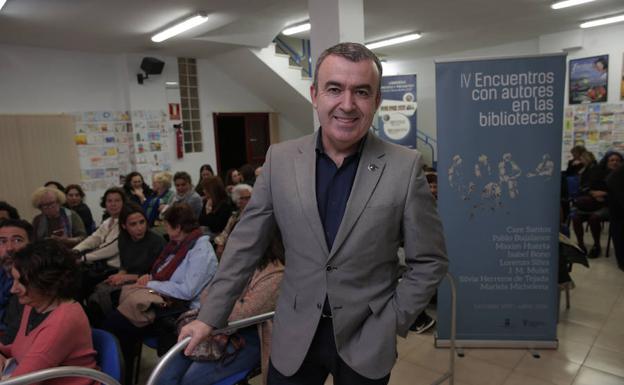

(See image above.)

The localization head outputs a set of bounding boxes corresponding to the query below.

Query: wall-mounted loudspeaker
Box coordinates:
[137,57,165,84]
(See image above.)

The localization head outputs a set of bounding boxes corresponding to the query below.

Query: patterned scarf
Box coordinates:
[151,228,203,281]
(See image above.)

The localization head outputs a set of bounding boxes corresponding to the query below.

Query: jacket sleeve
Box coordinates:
[392,152,448,337]
[198,146,277,328]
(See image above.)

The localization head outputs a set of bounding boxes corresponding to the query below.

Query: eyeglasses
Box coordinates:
[0,237,26,246]
[39,201,58,210]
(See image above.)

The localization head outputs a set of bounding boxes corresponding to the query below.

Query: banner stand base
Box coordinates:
[435,337,558,349]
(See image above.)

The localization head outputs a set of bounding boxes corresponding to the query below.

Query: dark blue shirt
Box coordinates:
[315,132,364,250]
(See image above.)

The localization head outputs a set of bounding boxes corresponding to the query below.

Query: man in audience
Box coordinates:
[0,202,20,221]
[169,171,203,218]
[180,42,448,385]
[0,219,33,343]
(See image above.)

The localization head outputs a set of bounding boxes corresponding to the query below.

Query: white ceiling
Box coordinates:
[1,0,623,61]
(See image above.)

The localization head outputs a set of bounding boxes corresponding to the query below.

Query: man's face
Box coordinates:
[311,55,381,154]
[175,179,190,195]
[0,226,29,270]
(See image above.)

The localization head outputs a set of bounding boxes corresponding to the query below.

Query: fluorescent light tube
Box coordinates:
[0,0,7,11]
[152,14,209,43]
[551,0,595,10]
[282,22,311,36]
[580,14,624,28]
[366,33,422,50]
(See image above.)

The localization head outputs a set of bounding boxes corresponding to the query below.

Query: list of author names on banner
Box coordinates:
[459,225,551,300]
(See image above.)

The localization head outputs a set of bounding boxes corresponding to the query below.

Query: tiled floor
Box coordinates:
[139,230,624,385]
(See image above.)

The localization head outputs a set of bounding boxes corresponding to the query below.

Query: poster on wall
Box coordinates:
[569,55,608,104]
[374,74,417,149]
[435,53,565,347]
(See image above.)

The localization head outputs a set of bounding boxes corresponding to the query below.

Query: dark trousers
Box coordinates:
[267,317,390,385]
[611,217,624,270]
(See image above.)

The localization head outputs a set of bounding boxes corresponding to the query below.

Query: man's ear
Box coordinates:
[310,85,318,109]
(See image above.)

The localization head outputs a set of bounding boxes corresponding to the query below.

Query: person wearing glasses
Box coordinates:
[31,187,86,247]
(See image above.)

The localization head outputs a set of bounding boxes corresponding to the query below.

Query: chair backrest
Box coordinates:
[566,175,581,200]
[92,328,123,382]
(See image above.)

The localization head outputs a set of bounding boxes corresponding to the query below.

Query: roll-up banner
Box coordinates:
[374,75,417,148]
[436,54,566,347]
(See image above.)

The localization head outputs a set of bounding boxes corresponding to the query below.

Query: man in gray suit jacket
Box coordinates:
[180,42,448,384]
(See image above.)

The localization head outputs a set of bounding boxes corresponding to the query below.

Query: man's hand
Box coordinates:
[135,274,150,287]
[178,320,213,356]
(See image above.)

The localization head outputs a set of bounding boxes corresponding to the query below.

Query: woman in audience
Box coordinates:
[65,184,96,235]
[103,203,218,384]
[194,164,214,197]
[0,239,97,384]
[159,231,284,385]
[74,187,125,268]
[198,176,234,237]
[87,203,166,325]
[239,164,256,187]
[224,168,243,195]
[146,171,174,227]
[31,187,86,247]
[565,145,587,177]
[123,171,154,208]
[213,183,252,258]
[169,172,203,218]
[572,151,623,257]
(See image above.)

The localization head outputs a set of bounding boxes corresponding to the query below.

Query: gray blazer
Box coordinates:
[198,130,448,379]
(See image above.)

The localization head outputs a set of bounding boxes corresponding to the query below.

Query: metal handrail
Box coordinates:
[430,272,457,385]
[273,36,311,77]
[146,311,275,385]
[0,366,121,385]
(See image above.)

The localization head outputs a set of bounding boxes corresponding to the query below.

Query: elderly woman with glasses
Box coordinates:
[31,187,86,247]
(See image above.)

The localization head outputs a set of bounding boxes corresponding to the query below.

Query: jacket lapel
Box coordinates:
[294,133,330,256]
[328,133,386,260]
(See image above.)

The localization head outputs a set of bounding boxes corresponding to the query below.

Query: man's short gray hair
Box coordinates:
[231,184,253,206]
[312,42,383,94]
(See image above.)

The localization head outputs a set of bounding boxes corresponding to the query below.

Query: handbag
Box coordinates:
[176,309,245,363]
[574,195,602,212]
[117,286,166,327]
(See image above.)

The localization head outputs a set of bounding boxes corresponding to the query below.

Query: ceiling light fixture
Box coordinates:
[580,13,624,28]
[551,0,595,10]
[282,22,311,36]
[151,13,209,43]
[366,33,422,50]
[0,0,7,11]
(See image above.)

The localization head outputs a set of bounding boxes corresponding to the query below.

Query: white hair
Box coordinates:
[231,183,253,206]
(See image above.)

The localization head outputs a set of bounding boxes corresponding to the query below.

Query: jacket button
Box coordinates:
[326,265,333,271]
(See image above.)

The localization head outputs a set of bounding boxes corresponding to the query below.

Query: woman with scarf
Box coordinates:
[102,203,217,384]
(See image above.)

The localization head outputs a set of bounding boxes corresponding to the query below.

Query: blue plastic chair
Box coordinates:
[92,328,123,383]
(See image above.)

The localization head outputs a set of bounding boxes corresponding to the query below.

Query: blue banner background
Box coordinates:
[436,54,566,343]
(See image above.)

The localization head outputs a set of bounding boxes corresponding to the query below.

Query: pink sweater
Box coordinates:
[0,302,97,385]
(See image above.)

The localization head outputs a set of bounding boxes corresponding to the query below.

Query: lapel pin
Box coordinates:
[367,164,378,172]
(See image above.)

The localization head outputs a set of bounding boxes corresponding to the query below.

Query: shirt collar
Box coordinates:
[315,127,368,157]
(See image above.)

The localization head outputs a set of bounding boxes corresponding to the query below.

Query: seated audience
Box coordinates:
[65,184,96,235]
[198,176,234,237]
[214,184,253,258]
[239,164,256,187]
[194,164,215,197]
[103,203,218,384]
[0,240,97,384]
[0,202,20,221]
[159,232,285,385]
[168,172,203,218]
[0,220,33,341]
[572,151,623,257]
[74,187,125,268]
[224,168,243,195]
[565,145,587,177]
[147,171,174,227]
[124,171,154,209]
[31,187,86,247]
[87,203,166,324]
